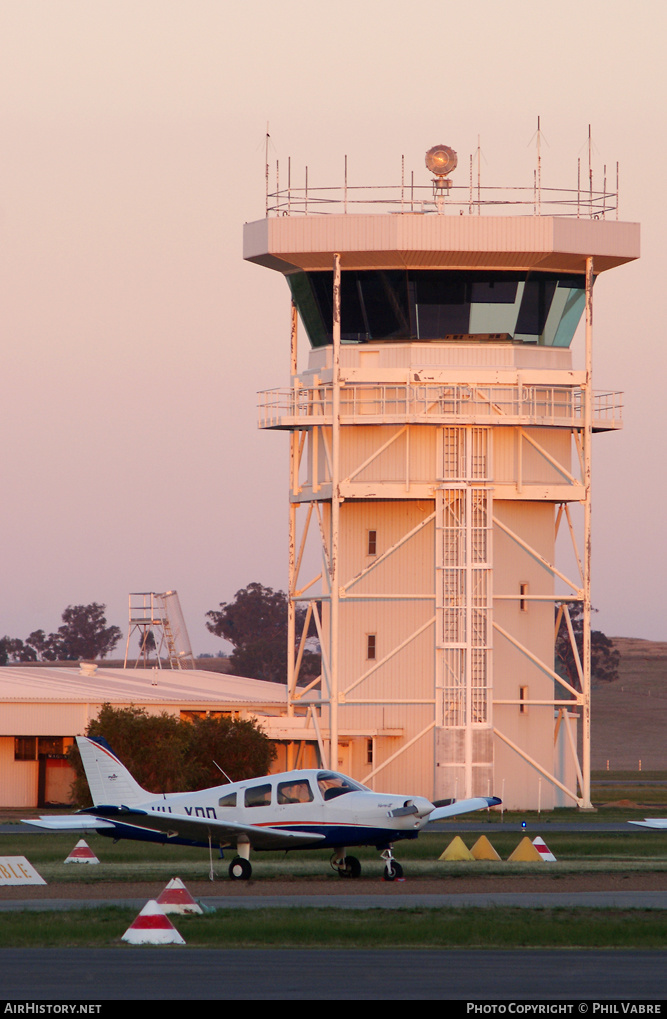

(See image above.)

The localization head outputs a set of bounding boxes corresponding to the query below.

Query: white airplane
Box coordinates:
[24,735,501,880]
[629,819,667,829]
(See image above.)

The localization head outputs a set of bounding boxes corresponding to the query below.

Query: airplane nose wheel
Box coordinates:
[229,856,252,881]
[330,852,362,878]
[380,848,404,882]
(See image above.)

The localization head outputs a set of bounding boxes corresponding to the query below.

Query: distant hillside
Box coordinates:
[3,656,235,674]
[592,638,667,770]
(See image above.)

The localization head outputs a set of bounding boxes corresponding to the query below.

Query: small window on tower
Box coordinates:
[519,686,529,714]
[368,530,377,556]
[367,634,377,660]
[367,739,374,764]
[520,583,529,612]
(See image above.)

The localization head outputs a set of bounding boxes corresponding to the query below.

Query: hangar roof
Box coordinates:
[0,665,287,709]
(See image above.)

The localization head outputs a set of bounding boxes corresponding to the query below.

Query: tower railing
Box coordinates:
[258,384,623,431]
[267,183,618,220]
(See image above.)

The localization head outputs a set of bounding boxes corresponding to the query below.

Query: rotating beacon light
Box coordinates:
[426,144,457,212]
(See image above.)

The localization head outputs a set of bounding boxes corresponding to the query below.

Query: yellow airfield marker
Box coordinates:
[507,836,544,862]
[439,836,474,861]
[471,835,502,861]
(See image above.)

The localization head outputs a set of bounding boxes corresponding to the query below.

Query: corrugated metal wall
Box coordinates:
[0,739,37,807]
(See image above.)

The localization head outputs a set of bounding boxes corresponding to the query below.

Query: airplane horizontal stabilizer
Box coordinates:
[629,818,667,829]
[428,796,501,821]
[22,816,116,832]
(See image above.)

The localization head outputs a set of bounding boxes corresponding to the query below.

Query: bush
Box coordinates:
[68,704,276,805]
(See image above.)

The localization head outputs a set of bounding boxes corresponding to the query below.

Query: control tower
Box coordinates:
[244,144,639,809]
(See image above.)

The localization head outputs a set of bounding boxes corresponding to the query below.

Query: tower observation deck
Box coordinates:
[244,151,639,810]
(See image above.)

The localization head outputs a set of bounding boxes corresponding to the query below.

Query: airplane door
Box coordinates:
[275,778,315,819]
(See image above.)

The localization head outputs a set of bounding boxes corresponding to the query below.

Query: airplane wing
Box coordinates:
[25,811,325,850]
[121,810,326,850]
[629,819,667,829]
[427,796,501,821]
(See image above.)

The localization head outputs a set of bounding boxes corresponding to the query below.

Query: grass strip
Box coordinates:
[18,858,667,885]
[6,830,667,872]
[0,906,665,949]
[4,826,667,886]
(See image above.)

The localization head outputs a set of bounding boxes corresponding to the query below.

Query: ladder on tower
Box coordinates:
[161,612,184,670]
[435,426,493,801]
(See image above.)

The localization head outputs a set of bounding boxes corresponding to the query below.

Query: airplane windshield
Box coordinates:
[317,771,368,801]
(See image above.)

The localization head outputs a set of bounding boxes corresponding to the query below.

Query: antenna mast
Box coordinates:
[265,122,270,216]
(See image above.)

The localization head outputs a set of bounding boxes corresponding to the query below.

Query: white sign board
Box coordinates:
[0,856,46,885]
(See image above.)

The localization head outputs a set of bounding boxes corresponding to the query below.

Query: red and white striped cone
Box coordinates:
[64,840,99,864]
[121,900,186,945]
[157,877,203,914]
[532,836,557,862]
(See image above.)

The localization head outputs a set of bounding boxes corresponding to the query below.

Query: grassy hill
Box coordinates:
[592,637,667,771]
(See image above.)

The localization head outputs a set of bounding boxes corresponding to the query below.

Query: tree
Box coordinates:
[0,634,53,663]
[205,582,320,684]
[67,703,276,805]
[71,704,187,801]
[555,604,620,689]
[0,638,20,666]
[0,604,122,665]
[24,630,54,661]
[138,629,156,659]
[50,603,122,661]
[1,629,60,663]
[181,714,276,790]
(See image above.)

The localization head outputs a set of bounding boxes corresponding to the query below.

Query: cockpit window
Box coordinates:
[277,779,314,804]
[244,783,272,808]
[316,771,368,801]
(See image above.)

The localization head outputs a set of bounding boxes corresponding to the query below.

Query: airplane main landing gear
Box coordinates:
[380,848,404,882]
[229,856,252,880]
[330,851,362,878]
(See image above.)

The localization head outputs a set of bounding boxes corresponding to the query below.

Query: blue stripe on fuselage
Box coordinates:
[254,823,420,851]
[91,818,419,851]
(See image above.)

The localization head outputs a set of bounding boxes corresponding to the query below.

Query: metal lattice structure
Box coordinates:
[245,160,638,809]
[124,591,195,671]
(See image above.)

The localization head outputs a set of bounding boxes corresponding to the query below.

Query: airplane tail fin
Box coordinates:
[76,735,151,806]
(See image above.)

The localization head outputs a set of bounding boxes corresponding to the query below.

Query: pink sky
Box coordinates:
[0,0,664,653]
